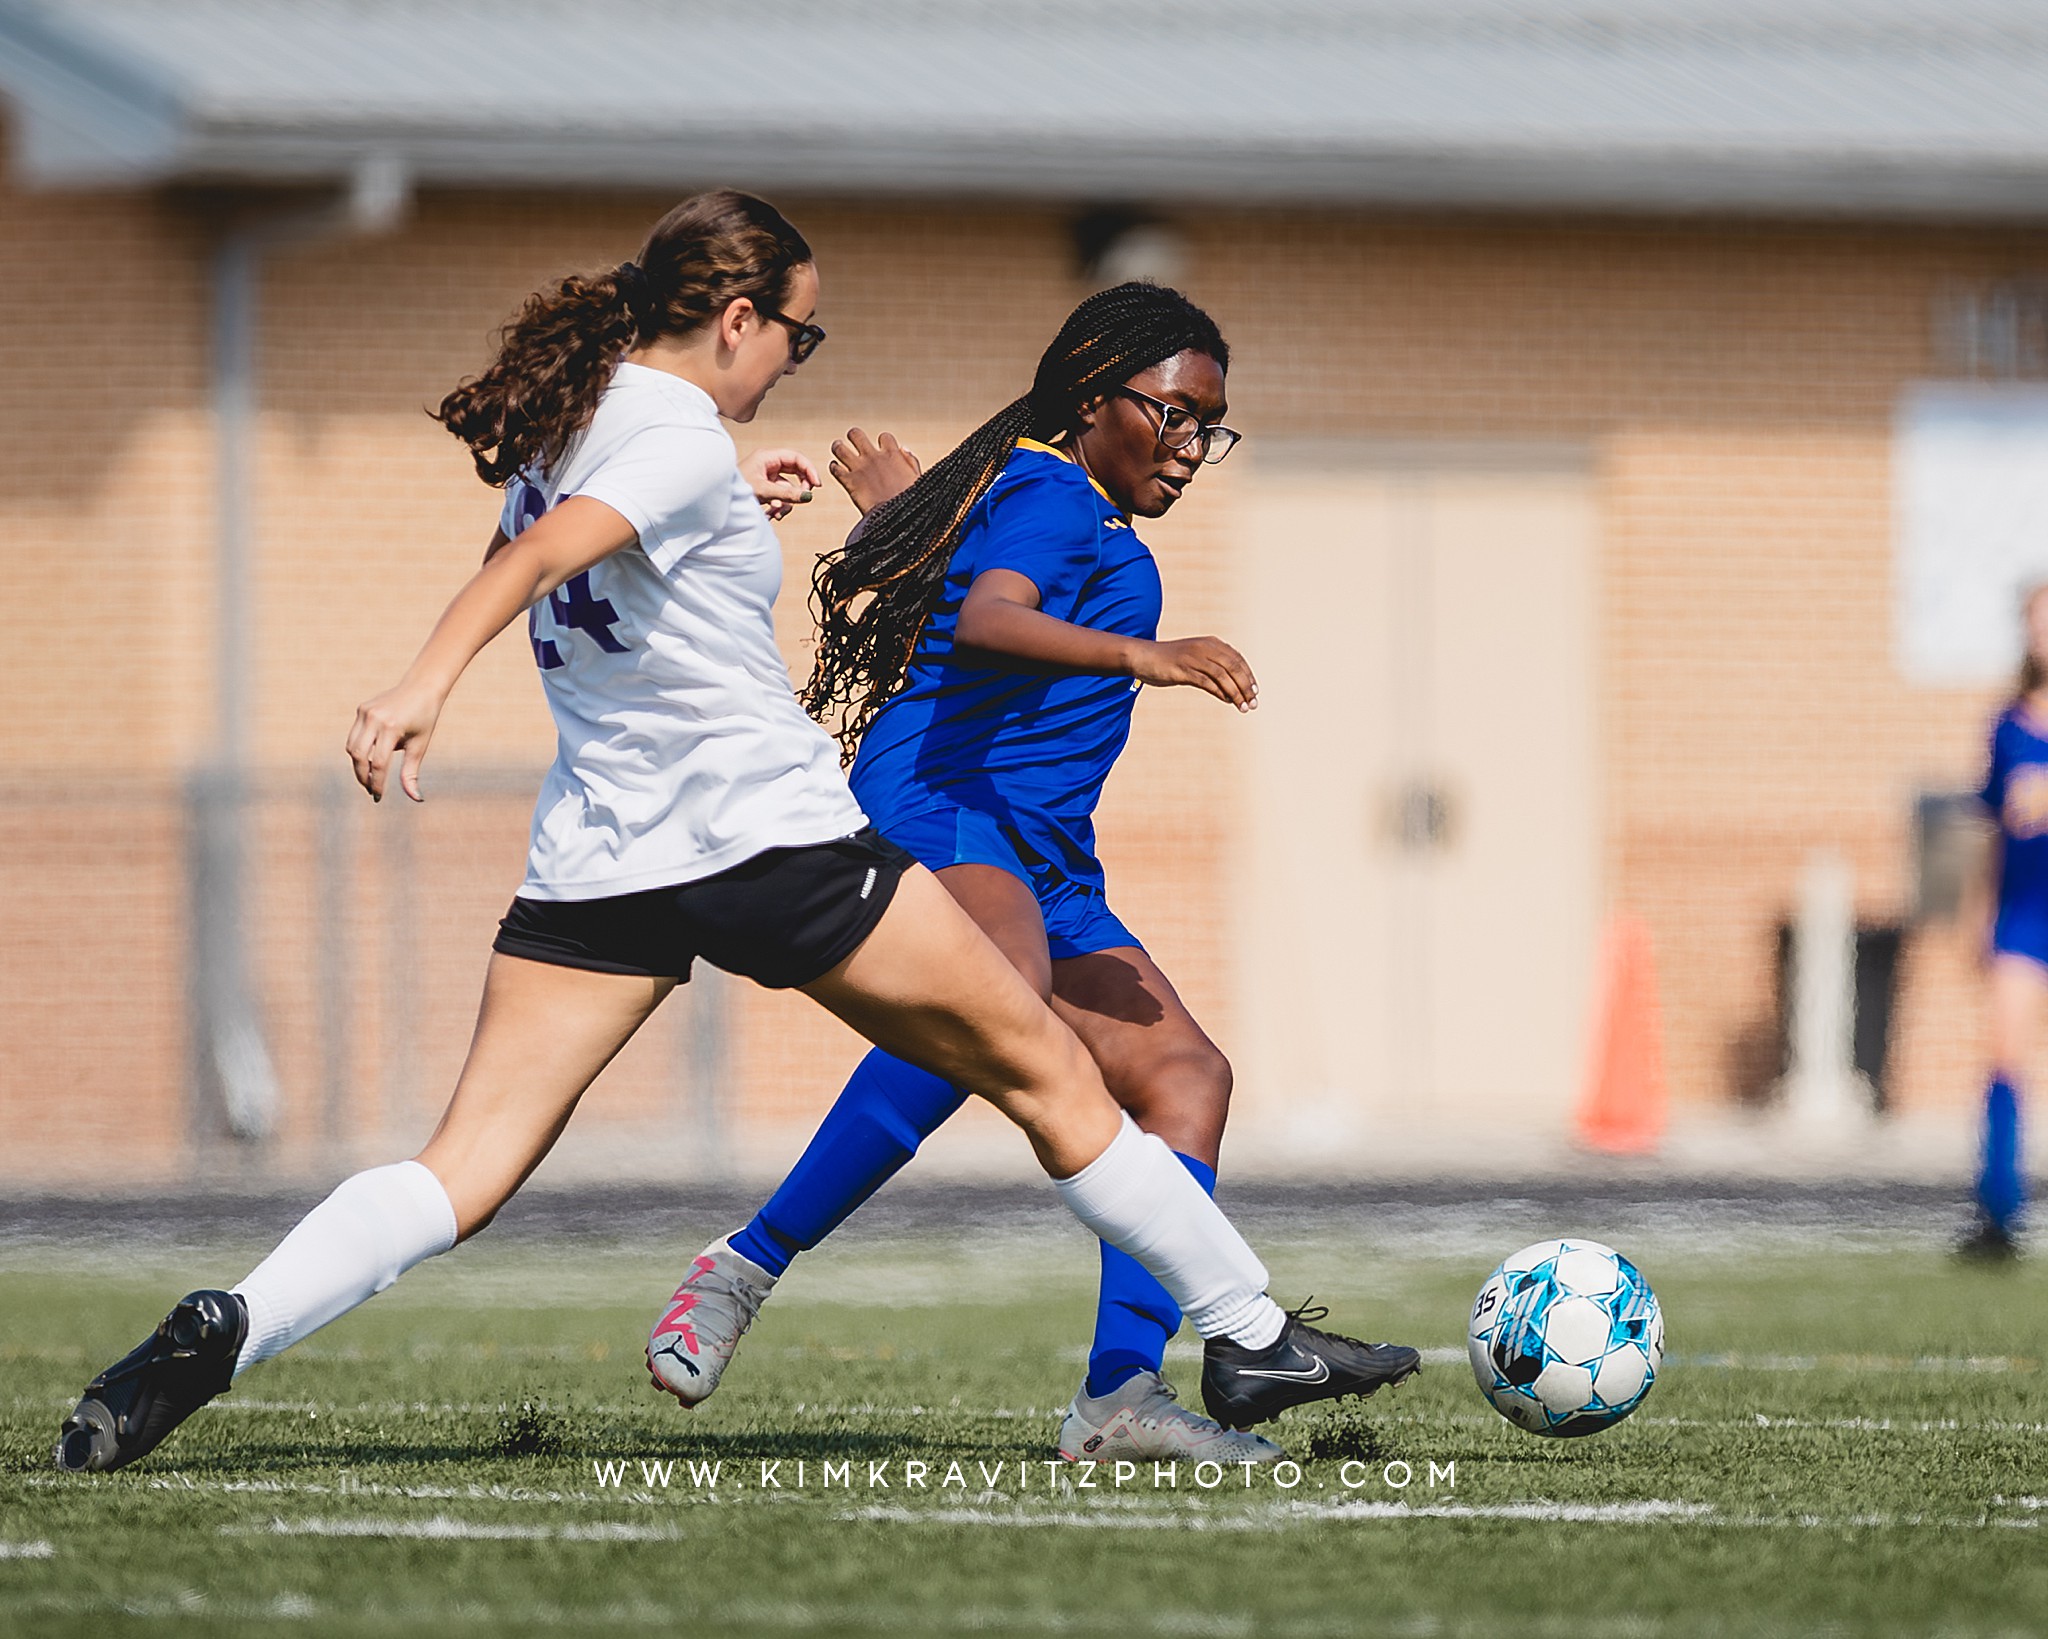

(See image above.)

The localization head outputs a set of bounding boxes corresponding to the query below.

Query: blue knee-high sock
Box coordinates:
[728,1049,968,1277]
[1978,1076,2025,1232]
[1084,1152,1217,1400]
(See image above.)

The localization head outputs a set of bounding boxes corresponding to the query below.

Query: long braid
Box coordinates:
[805,282,1229,759]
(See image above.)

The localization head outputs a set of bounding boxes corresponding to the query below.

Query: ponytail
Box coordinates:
[804,281,1229,759]
[435,189,812,486]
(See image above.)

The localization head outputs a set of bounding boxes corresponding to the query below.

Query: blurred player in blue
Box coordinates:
[646,282,1418,1456]
[1965,583,2048,1260]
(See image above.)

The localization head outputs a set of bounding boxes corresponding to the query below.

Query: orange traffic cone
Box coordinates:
[1576,916,1668,1155]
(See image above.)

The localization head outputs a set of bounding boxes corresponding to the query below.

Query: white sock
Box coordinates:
[1052,1116,1286,1349]
[231,1160,458,1377]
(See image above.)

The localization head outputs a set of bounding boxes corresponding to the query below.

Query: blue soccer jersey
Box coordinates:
[847,440,1162,900]
[1981,706,2048,963]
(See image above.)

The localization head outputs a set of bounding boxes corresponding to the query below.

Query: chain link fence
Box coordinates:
[0,771,731,1188]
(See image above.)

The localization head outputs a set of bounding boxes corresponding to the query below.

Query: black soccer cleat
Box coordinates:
[1201,1303,1420,1429]
[1954,1216,2021,1265]
[53,1289,248,1473]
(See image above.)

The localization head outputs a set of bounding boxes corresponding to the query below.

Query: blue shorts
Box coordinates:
[878,804,1141,961]
[1994,906,2048,968]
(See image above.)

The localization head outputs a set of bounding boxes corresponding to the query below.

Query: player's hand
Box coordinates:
[347,680,446,803]
[1127,637,1259,711]
[741,447,821,521]
[830,428,922,515]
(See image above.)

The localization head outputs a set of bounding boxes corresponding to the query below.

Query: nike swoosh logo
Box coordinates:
[1236,1359,1330,1385]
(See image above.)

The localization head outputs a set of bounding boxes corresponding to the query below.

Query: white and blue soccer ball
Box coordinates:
[1467,1238,1663,1438]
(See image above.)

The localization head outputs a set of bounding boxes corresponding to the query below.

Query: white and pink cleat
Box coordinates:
[645,1235,778,1407]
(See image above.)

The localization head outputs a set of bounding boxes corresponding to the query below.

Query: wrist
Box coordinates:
[1116,636,1150,677]
[399,659,458,702]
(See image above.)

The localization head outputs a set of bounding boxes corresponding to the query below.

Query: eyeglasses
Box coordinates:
[1117,386,1242,464]
[758,304,827,364]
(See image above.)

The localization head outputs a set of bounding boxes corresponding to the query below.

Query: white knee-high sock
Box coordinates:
[1052,1116,1285,1349]
[232,1160,458,1377]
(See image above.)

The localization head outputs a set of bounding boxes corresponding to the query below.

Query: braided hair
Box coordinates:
[805,281,1229,758]
[435,189,812,486]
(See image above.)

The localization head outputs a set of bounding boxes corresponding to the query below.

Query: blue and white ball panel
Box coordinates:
[1467,1237,1663,1438]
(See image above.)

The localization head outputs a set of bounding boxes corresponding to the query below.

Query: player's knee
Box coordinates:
[996,1016,1107,1125]
[1155,1040,1233,1109]
[1123,1043,1232,1151]
[1042,1021,1106,1106]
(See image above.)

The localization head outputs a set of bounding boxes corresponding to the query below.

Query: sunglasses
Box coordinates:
[1118,386,1242,463]
[758,304,827,364]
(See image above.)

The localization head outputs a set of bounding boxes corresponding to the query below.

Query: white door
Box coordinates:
[1228,445,1600,1163]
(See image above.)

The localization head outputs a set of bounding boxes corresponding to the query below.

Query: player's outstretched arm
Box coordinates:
[954,568,1259,712]
[346,496,641,802]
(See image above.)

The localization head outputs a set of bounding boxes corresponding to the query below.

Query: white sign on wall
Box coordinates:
[1895,383,2048,687]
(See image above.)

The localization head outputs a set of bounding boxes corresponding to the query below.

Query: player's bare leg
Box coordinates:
[56,957,669,1472]
[416,956,674,1237]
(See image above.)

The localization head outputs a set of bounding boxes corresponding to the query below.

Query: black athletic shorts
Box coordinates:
[492,827,914,990]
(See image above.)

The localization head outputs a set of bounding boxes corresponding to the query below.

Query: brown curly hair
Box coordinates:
[434,189,812,486]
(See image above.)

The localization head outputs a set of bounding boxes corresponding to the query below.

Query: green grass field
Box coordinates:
[2,1192,2044,1637]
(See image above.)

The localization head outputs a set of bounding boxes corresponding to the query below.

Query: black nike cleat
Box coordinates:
[53,1289,248,1473]
[1201,1303,1421,1429]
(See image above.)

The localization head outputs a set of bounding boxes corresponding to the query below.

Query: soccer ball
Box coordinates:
[1467,1238,1663,1437]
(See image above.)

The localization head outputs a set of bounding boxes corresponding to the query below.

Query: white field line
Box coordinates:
[0,1540,55,1559]
[16,1394,1058,1421]
[27,1464,2048,1531]
[786,1400,1057,1421]
[1736,1413,2048,1433]
[185,1396,1063,1422]
[1439,1347,2034,1373]
[222,1515,679,1543]
[196,1398,651,1417]
[0,1587,1538,1638]
[28,1393,2048,1445]
[3,1594,321,1624]
[22,1473,645,1508]
[803,1403,2039,1439]
[1079,1344,2040,1373]
[1440,1408,2048,1435]
[1677,1351,2035,1373]
[843,1498,2042,1532]
[845,1499,1715,1530]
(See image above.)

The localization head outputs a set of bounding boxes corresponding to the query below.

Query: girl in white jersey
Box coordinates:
[54,192,1414,1475]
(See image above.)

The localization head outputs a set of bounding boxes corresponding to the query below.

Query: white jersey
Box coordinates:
[500,362,866,901]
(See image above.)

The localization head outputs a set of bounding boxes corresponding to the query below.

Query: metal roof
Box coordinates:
[5,0,2048,216]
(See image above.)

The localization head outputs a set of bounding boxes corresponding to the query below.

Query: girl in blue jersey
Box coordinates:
[646,283,1371,1460]
[1966,585,2048,1258]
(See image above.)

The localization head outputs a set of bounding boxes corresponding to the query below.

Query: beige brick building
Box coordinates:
[3,2,2045,1184]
